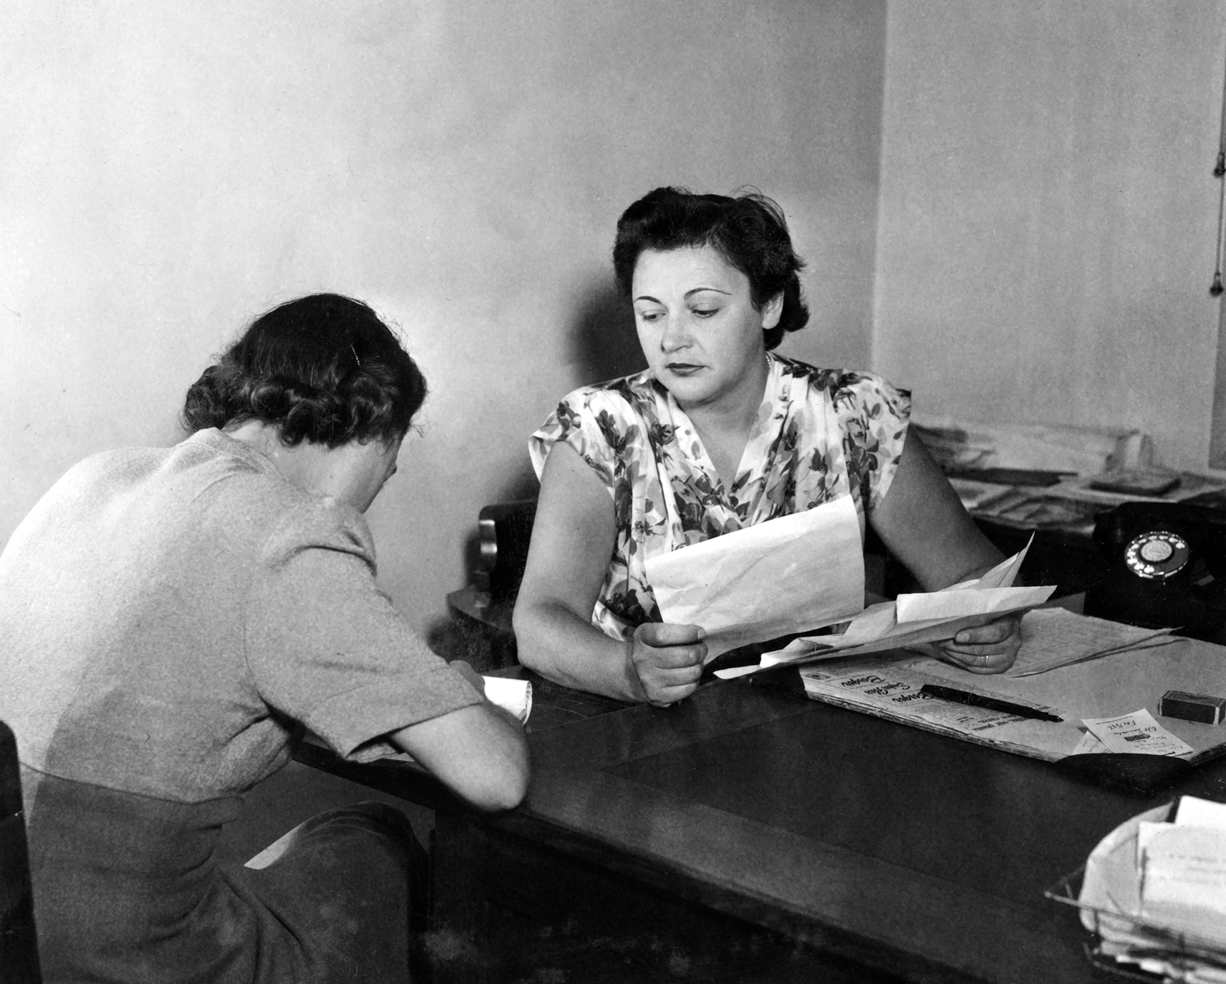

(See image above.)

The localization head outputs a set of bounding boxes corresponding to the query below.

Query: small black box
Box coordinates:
[1158,690,1226,725]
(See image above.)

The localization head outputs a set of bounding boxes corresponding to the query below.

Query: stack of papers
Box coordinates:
[714,541,1055,680]
[950,482,1101,533]
[1048,470,1226,507]
[1004,608,1177,678]
[1072,798,1226,982]
[912,418,1151,475]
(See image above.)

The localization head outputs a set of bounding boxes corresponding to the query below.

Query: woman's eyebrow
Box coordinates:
[634,286,731,303]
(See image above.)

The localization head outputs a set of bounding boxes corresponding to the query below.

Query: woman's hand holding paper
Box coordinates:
[629,623,707,706]
[937,614,1023,674]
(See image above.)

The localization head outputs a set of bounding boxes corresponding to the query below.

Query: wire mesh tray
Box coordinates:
[1046,863,1226,983]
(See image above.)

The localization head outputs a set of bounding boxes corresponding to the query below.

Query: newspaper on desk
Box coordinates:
[712,538,1055,679]
[793,650,1084,760]
[787,607,1208,763]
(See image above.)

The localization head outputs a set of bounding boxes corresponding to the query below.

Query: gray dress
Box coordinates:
[0,429,481,983]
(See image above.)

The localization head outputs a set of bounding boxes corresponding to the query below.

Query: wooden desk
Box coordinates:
[298,671,1226,982]
[433,672,1226,984]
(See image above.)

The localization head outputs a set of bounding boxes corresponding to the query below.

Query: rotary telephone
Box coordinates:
[1084,501,1226,641]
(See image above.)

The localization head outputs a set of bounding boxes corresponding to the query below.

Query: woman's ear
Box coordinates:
[761,293,784,332]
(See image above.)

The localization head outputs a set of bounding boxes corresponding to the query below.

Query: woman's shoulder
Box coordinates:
[774,357,912,411]
[540,369,662,434]
[530,370,662,476]
[773,356,906,399]
[171,432,377,564]
[553,368,656,410]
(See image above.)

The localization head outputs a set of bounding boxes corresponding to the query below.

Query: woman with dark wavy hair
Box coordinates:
[514,187,1021,706]
[0,293,529,983]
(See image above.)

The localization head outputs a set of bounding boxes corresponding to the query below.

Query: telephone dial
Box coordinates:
[1084,501,1226,641]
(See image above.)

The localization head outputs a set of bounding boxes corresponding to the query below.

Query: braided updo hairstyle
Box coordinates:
[612,187,809,351]
[182,293,426,447]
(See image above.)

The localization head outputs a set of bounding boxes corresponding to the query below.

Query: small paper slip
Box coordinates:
[645,494,864,662]
[482,676,532,725]
[1082,709,1194,757]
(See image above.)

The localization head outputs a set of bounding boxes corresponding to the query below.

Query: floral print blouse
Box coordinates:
[529,354,911,642]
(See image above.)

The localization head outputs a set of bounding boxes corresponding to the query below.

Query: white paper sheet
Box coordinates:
[892,536,1033,621]
[1137,800,1226,948]
[960,540,1031,590]
[1005,608,1177,678]
[756,588,1054,664]
[714,540,1056,679]
[1079,805,1226,982]
[482,676,533,725]
[644,494,865,661]
[895,585,1053,622]
[1175,796,1226,830]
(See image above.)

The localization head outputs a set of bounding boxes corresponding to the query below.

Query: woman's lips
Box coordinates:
[665,362,703,376]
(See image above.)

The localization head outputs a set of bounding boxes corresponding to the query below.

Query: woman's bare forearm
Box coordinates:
[512,598,642,701]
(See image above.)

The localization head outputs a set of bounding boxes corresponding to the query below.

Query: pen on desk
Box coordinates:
[919,684,1063,723]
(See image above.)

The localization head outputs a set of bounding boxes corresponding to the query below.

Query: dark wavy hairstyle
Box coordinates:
[612,187,809,350]
[181,293,426,447]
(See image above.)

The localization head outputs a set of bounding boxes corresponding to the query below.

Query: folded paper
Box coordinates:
[715,538,1056,679]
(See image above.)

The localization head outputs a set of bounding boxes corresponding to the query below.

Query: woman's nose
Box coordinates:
[660,314,691,351]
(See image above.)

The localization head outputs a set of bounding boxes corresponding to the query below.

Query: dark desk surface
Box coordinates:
[299,669,1226,983]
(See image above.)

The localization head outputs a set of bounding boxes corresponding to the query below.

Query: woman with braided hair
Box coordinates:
[0,293,529,983]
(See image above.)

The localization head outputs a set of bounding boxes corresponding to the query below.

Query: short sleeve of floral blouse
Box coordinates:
[528,387,629,496]
[828,370,911,512]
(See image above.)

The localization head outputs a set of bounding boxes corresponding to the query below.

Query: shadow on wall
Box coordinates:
[426,273,644,663]
[564,271,645,386]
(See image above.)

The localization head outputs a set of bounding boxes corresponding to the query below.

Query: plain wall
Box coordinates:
[874,2,1226,472]
[1,0,887,632]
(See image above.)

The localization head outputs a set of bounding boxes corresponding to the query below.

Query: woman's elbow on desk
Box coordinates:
[512,598,599,688]
[392,704,531,812]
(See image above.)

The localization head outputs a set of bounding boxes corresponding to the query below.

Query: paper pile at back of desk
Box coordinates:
[1080,796,1226,981]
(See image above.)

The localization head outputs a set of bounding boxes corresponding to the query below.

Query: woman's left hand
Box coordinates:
[936,614,1022,674]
